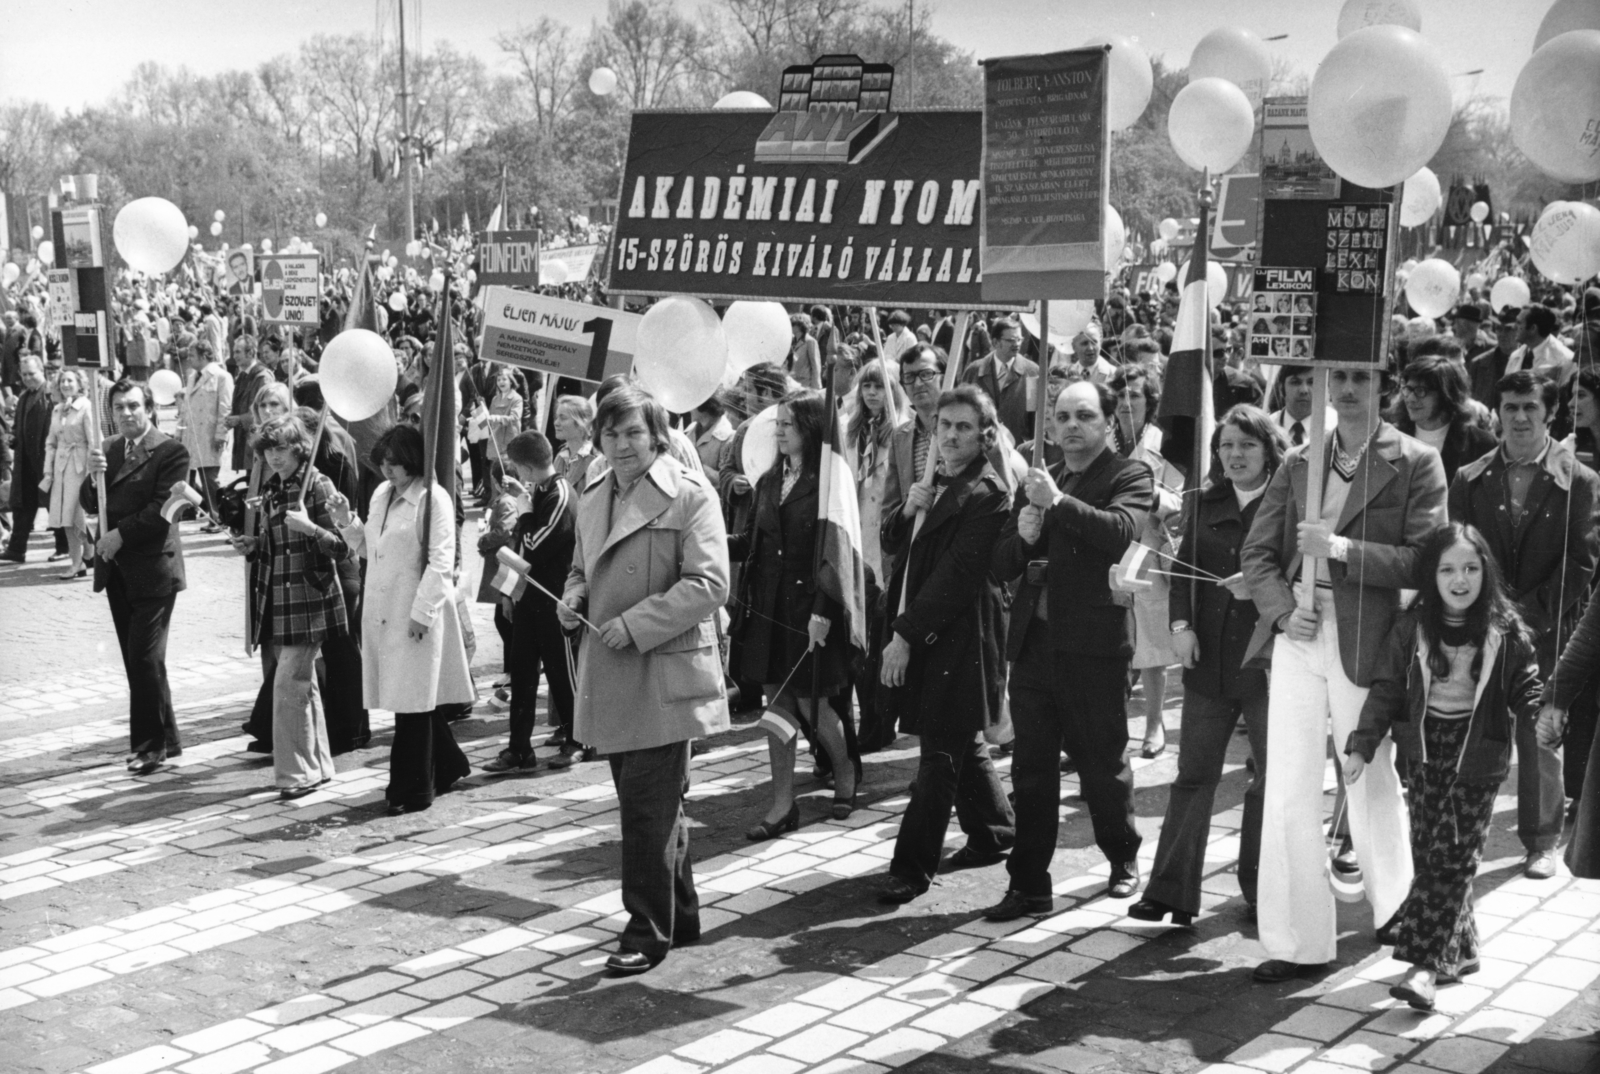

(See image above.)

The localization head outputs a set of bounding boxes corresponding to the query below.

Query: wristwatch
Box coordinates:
[1169,620,1191,635]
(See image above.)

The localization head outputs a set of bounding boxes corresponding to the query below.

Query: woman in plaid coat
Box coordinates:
[237,414,350,799]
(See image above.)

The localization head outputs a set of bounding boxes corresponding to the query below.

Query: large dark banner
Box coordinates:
[981,48,1109,302]
[607,108,1018,309]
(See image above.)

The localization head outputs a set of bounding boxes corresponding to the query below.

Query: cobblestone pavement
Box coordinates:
[1,515,1597,1074]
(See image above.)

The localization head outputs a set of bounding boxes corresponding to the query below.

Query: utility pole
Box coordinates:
[397,0,417,243]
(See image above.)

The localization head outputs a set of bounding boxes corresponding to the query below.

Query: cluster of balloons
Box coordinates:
[635,296,729,412]
[1162,25,1270,175]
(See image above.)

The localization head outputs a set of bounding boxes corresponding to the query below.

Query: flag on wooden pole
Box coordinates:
[815,378,868,653]
[418,274,458,566]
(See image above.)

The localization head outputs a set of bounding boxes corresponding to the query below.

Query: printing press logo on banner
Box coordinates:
[755,55,898,166]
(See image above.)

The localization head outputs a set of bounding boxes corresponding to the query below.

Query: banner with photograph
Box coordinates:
[980,47,1109,301]
[609,56,1014,309]
[260,254,321,327]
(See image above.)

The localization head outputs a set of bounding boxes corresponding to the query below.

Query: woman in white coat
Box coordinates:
[39,368,95,579]
[180,340,233,528]
[330,423,473,814]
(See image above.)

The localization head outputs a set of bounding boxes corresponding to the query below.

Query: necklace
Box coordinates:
[1331,430,1370,481]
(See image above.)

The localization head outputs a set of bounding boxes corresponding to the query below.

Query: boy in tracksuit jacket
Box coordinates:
[482,432,581,772]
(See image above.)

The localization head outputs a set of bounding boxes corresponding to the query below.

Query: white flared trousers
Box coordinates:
[1259,594,1413,964]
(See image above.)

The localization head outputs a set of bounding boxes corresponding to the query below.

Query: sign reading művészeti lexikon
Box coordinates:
[608,55,1020,309]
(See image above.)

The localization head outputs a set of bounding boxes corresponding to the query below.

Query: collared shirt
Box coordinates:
[1503,438,1551,524]
[911,414,934,484]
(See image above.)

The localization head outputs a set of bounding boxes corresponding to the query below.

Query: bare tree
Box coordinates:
[496,18,581,139]
[598,0,704,109]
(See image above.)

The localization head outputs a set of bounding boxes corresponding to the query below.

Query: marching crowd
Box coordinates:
[5,261,1600,999]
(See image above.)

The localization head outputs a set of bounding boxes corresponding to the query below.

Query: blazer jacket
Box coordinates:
[80,428,189,602]
[1169,481,1267,700]
[1448,436,1600,668]
[959,353,1038,447]
[881,457,1011,736]
[993,445,1153,660]
[1240,422,1447,686]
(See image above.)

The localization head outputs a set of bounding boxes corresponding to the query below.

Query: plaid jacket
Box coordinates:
[250,462,350,646]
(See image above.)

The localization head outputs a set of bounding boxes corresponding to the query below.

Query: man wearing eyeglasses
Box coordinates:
[881,346,948,588]
[959,317,1037,447]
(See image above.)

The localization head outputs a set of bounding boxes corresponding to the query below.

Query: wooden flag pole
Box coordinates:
[895,312,971,616]
[1297,366,1330,612]
[1031,302,1051,467]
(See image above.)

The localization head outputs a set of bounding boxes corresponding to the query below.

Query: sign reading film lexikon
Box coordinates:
[608,55,1020,309]
[980,47,1109,301]
[476,229,542,290]
[260,254,320,327]
[1255,97,1398,368]
[481,288,639,383]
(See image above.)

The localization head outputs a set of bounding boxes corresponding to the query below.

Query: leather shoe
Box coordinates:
[943,846,1007,871]
[877,878,924,905]
[982,890,1053,922]
[1524,849,1558,880]
[1253,959,1328,983]
[1389,974,1436,1011]
[606,949,662,976]
[131,751,165,775]
[1107,861,1140,899]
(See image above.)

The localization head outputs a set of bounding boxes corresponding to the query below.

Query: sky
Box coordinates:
[0,0,1552,113]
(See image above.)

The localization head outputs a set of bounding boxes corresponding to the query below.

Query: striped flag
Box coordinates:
[1155,195,1216,484]
[815,380,868,652]
[418,276,459,566]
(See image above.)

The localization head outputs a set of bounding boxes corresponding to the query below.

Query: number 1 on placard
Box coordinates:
[580,317,613,382]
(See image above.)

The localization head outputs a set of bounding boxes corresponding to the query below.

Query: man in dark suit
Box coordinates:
[1449,370,1600,880]
[984,379,1154,920]
[227,338,273,473]
[1468,309,1521,412]
[1241,365,1447,982]
[83,378,189,774]
[958,317,1037,447]
[2,356,54,564]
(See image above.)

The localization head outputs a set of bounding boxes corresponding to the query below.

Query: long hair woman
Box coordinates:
[728,389,857,838]
[1132,404,1287,926]
[328,423,473,814]
[1346,523,1540,1010]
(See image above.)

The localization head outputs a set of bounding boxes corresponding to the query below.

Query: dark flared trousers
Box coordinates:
[387,707,471,808]
[508,602,575,756]
[1006,629,1140,896]
[106,572,181,757]
[610,740,699,959]
[1144,683,1268,915]
[1394,718,1499,976]
[889,727,1015,890]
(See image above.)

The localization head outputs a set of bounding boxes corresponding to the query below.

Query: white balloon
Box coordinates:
[1045,299,1098,337]
[1490,276,1532,312]
[387,255,398,268]
[376,265,393,282]
[740,404,780,483]
[209,221,223,237]
[1512,30,1600,184]
[214,209,225,222]
[1158,218,1180,241]
[722,301,791,375]
[315,211,328,228]
[1176,259,1230,308]
[405,239,422,258]
[1308,25,1452,189]
[1084,34,1153,132]
[1188,26,1272,110]
[1404,258,1461,319]
[1167,77,1256,173]
[2,263,19,285]
[1465,272,1487,291]
[1400,167,1442,227]
[148,369,184,406]
[1155,261,1178,284]
[1535,0,1600,49]
[1336,0,1422,38]
[1530,200,1600,284]
[1103,205,1126,272]
[1470,200,1490,223]
[714,91,772,109]
[187,224,199,239]
[36,241,54,265]
[113,197,190,275]
[589,67,618,97]
[321,329,401,421]
[428,271,445,293]
[29,224,43,241]
[387,291,408,313]
[540,261,569,286]
[634,296,728,413]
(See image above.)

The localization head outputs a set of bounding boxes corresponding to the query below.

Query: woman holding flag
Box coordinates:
[728,389,858,839]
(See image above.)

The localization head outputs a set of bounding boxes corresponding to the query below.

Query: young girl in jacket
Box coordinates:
[1345,522,1542,1011]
